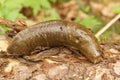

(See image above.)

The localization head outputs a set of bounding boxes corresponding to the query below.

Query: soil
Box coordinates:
[0,35,120,80]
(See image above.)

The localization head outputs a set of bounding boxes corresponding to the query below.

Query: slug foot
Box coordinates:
[23,47,62,62]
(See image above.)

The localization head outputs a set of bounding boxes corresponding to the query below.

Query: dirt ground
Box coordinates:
[0,35,120,80]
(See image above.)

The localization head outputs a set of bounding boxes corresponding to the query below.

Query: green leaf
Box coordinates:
[23,0,42,15]
[76,0,90,13]
[24,0,51,9]
[80,16,101,28]
[113,6,120,14]
[44,9,60,21]
[49,0,57,3]
[39,0,51,9]
[6,10,20,21]
[18,13,26,19]
[1,8,9,18]
[4,0,25,10]
[0,7,20,21]
[0,25,12,34]
[60,0,70,2]
[50,9,60,18]
[0,26,5,34]
[74,14,81,23]
[84,6,90,13]
[0,0,5,4]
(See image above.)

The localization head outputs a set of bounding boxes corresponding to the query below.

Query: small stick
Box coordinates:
[95,14,120,38]
[0,17,27,32]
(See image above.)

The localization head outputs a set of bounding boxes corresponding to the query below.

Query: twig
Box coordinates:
[0,17,27,32]
[95,14,120,38]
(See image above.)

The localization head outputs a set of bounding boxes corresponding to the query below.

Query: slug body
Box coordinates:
[7,20,102,63]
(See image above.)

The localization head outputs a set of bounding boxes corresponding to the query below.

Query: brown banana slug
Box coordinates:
[7,20,103,63]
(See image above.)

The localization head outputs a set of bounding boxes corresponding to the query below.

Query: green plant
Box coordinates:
[49,0,57,3]
[76,0,90,13]
[0,0,25,21]
[80,16,102,28]
[0,0,60,34]
[24,0,52,15]
[113,6,120,14]
[43,9,61,21]
[0,0,26,34]
[74,15,103,33]
[0,0,59,20]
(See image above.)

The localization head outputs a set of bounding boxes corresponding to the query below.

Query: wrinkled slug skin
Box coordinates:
[7,20,103,63]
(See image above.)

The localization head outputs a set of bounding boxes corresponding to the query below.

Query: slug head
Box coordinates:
[67,24,103,63]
